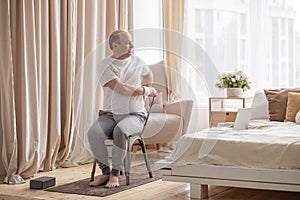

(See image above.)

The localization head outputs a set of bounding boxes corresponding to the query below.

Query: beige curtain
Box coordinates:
[0,0,132,184]
[163,0,185,101]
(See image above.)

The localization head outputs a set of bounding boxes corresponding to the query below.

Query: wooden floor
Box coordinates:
[1,151,300,200]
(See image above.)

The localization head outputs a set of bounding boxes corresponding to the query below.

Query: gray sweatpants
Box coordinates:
[88,111,145,176]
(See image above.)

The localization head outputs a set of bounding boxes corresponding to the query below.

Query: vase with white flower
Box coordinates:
[215,70,251,97]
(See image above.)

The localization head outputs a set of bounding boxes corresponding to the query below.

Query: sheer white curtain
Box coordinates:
[181,0,300,131]
[248,0,270,90]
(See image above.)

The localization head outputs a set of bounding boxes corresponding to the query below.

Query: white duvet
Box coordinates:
[169,121,300,169]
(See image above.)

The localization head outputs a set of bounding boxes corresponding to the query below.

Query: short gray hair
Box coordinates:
[109,34,120,50]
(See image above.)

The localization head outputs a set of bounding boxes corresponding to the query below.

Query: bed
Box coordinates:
[160,89,300,199]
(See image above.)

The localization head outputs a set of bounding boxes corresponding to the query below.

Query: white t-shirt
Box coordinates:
[98,55,150,114]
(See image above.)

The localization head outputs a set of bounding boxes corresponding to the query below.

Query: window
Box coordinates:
[132,0,164,64]
[182,0,300,106]
[195,9,204,33]
[133,0,300,105]
[281,18,286,36]
[240,13,247,34]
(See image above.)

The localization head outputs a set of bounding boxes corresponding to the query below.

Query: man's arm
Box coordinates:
[105,78,157,96]
[142,70,153,87]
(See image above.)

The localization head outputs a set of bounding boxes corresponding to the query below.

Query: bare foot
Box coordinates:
[105,174,119,188]
[89,175,109,187]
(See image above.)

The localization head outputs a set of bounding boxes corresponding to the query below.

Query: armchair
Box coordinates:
[142,61,193,145]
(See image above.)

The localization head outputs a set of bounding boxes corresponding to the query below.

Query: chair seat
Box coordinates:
[143,113,183,144]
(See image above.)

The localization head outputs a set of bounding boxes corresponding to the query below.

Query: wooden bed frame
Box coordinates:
[161,164,300,199]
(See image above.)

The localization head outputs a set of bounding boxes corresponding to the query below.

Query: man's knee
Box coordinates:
[87,126,97,143]
[117,116,143,136]
[113,126,127,140]
[88,122,105,143]
[113,126,127,148]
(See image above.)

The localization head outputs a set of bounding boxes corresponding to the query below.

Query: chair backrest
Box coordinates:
[148,61,169,105]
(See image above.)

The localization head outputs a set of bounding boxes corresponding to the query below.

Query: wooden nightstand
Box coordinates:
[209,97,252,127]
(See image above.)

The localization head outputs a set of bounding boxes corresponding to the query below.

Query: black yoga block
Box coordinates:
[30,176,56,189]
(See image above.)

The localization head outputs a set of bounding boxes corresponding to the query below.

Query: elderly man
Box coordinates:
[88,30,157,188]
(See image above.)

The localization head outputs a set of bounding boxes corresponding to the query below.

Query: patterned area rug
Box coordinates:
[46,163,162,197]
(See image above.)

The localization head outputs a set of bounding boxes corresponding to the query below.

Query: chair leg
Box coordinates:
[90,160,97,182]
[124,149,131,185]
[124,136,153,185]
[139,139,153,178]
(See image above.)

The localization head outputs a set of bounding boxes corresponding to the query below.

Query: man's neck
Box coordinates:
[112,52,132,60]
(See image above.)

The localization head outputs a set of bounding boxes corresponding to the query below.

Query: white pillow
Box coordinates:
[250,90,269,120]
[296,110,300,124]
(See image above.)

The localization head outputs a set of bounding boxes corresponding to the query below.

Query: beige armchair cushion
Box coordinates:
[143,113,182,144]
[141,61,193,145]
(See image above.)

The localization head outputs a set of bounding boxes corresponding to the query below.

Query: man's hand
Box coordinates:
[149,87,158,97]
[143,86,157,97]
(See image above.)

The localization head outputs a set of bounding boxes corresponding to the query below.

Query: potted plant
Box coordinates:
[215,70,251,97]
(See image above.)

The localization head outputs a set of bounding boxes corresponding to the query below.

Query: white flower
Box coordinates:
[215,69,251,92]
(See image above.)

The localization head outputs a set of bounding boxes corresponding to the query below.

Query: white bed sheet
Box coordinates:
[168,120,300,169]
